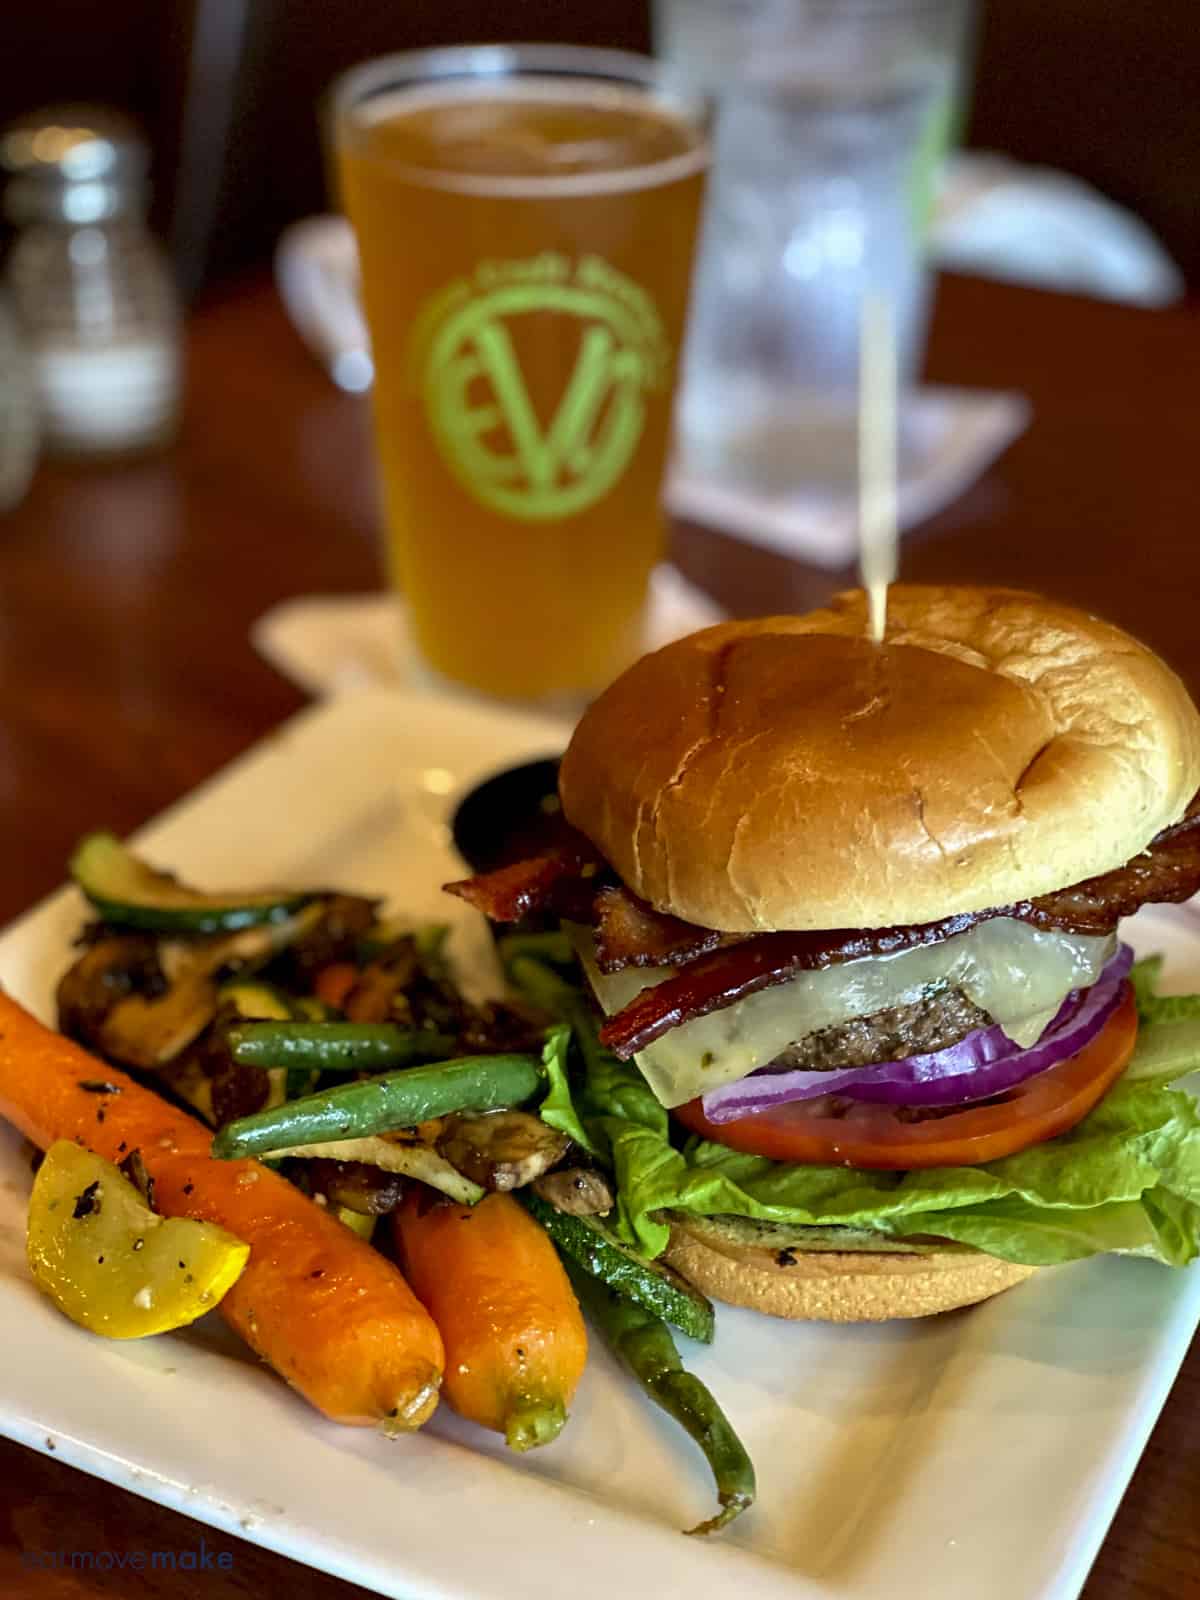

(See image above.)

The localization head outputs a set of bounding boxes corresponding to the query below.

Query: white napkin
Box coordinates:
[252,564,726,698]
[667,386,1030,568]
[937,154,1184,308]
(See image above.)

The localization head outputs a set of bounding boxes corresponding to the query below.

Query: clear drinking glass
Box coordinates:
[655,0,974,494]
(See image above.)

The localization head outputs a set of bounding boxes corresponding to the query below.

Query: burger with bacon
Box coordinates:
[451,587,1200,1321]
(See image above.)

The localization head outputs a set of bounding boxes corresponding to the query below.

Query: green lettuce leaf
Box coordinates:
[540,954,1200,1268]
[1124,955,1200,1082]
[538,1024,602,1157]
[1131,954,1200,1025]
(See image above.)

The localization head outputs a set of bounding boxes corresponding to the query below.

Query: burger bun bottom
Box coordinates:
[663,1215,1038,1322]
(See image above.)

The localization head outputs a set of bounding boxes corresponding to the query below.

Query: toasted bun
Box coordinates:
[663,1215,1038,1322]
[560,586,1200,931]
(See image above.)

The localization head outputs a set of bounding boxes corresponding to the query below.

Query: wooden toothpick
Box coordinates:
[859,291,898,645]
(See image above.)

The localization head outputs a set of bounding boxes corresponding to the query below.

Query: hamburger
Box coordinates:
[450,586,1200,1320]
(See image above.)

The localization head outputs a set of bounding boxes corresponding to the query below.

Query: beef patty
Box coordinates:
[767,986,992,1073]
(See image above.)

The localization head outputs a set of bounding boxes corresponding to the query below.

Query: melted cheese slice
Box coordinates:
[578,918,1116,1109]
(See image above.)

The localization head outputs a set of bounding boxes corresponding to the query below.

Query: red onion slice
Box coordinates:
[700,945,1134,1124]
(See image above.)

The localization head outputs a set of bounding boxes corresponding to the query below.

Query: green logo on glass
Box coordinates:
[417,254,669,521]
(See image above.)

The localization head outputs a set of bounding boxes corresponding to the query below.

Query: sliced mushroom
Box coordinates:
[157,1052,216,1125]
[436,1111,571,1193]
[280,894,379,988]
[457,999,550,1055]
[97,904,325,1071]
[160,1016,296,1129]
[264,1133,482,1207]
[56,936,166,1049]
[301,1159,405,1216]
[208,1057,275,1128]
[101,978,220,1070]
[531,1167,615,1217]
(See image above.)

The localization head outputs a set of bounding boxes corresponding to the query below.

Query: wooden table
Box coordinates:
[0,271,1196,1598]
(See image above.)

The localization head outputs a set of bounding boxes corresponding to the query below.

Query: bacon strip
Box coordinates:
[586,803,1200,971]
[447,798,1200,1053]
[592,885,744,972]
[597,914,981,1058]
[598,806,1200,1057]
[1016,811,1200,934]
[444,845,605,924]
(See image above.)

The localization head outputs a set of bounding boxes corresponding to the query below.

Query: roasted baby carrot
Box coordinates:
[0,991,444,1429]
[395,1188,588,1450]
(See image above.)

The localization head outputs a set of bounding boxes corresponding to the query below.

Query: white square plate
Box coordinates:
[1,687,1197,1600]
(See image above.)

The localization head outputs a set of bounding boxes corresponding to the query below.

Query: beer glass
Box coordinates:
[334,46,708,703]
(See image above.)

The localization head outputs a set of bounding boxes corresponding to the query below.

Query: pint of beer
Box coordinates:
[334,47,708,702]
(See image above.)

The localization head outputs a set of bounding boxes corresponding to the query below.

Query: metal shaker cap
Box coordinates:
[0,105,150,224]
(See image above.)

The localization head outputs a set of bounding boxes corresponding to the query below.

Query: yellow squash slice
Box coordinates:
[27,1141,250,1338]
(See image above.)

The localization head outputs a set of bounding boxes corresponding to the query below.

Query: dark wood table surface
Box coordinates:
[0,270,1197,1597]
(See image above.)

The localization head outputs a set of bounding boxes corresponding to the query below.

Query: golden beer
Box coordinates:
[335,50,707,701]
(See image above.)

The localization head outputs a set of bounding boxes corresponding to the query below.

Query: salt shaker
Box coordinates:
[0,292,39,511]
[1,105,182,459]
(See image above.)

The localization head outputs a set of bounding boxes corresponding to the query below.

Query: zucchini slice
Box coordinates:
[522,1192,715,1344]
[70,832,314,934]
[218,980,294,1023]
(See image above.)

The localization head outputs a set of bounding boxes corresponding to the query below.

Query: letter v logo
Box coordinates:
[422,267,665,521]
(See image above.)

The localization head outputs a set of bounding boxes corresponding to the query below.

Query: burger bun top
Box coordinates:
[559,586,1200,931]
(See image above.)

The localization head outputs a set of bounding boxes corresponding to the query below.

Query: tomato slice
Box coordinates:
[673,985,1138,1170]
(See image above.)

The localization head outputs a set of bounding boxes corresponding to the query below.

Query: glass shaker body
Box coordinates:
[0,291,39,509]
[1,106,183,461]
[7,216,180,459]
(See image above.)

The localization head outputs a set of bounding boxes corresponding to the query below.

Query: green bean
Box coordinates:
[507,956,605,1074]
[357,919,450,965]
[566,1264,755,1537]
[506,953,577,1014]
[498,930,575,971]
[211,1053,544,1160]
[510,959,753,1527]
[227,1021,457,1073]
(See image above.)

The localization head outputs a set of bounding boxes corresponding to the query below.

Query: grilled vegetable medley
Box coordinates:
[37,833,755,1534]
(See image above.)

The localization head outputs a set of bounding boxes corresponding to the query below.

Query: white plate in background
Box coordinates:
[0,686,1196,1600]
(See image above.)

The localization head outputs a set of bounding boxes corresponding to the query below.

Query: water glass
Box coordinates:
[655,0,974,493]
